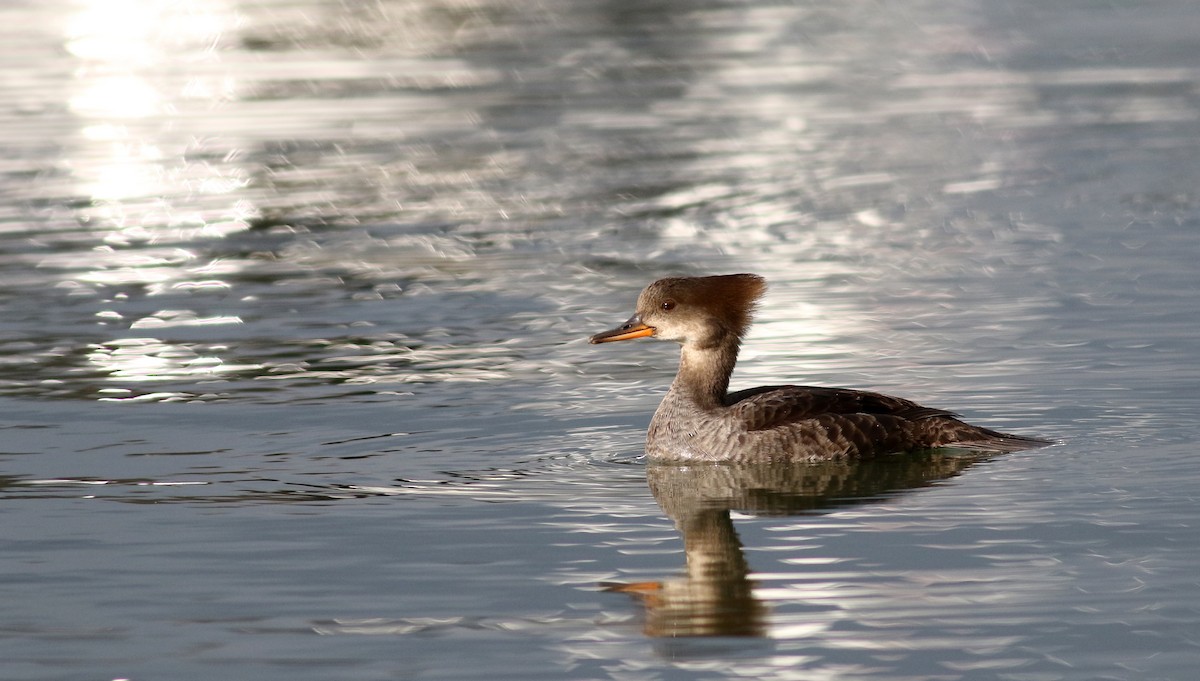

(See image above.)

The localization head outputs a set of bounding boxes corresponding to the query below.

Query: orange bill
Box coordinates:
[589,315,655,344]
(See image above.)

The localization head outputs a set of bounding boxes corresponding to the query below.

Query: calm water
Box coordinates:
[3,0,1200,679]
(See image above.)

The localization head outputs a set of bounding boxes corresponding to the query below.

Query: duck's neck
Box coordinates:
[672,337,740,409]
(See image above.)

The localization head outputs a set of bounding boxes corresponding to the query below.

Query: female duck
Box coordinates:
[590,273,1048,462]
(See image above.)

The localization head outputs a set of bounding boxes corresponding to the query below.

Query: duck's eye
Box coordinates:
[661,300,676,312]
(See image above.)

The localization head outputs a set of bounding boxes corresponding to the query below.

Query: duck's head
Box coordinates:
[589,273,766,348]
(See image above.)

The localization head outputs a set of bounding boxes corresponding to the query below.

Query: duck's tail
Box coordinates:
[949,430,1055,452]
[924,417,1054,452]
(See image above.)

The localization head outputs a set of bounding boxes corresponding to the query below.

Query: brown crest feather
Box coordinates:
[641,273,765,340]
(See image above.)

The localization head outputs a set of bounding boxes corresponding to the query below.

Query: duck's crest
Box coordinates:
[645,273,765,340]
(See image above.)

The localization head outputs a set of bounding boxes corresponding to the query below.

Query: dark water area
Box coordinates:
[3,1,1200,679]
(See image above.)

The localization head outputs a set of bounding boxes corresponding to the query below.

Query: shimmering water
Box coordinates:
[3,0,1200,679]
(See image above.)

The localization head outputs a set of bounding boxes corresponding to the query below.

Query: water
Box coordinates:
[3,0,1199,678]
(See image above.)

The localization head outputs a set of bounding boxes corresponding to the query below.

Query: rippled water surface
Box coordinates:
[3,1,1200,679]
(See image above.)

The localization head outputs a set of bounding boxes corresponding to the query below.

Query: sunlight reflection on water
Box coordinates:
[0,0,1092,409]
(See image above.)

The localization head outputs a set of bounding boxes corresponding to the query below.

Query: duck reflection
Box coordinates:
[606,451,988,637]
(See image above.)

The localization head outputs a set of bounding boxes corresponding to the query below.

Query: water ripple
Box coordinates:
[2,0,1199,678]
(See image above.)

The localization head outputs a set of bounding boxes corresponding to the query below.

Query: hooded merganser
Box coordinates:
[590,273,1050,462]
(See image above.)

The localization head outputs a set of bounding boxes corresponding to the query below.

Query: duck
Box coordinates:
[589,273,1050,462]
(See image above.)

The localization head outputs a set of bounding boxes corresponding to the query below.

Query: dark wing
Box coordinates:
[725,385,956,432]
